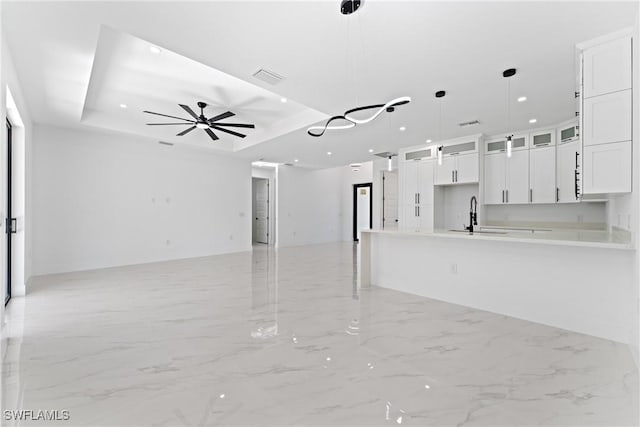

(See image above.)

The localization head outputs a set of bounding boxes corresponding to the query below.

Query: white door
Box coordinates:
[434,156,456,185]
[583,140,632,194]
[484,154,506,205]
[400,160,419,206]
[582,36,632,98]
[529,146,556,203]
[252,178,269,244]
[506,150,529,204]
[455,153,479,183]
[557,140,581,203]
[583,89,632,147]
[382,171,399,229]
[356,185,371,240]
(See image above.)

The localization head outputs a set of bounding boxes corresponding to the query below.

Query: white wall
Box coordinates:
[32,124,252,275]
[276,165,343,247]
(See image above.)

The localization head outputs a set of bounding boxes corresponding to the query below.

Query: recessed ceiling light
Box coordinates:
[399,126,406,131]
[426,139,432,143]
[529,118,537,124]
[280,97,287,103]
[517,96,527,102]
[327,151,332,156]
[119,103,127,109]
[294,159,299,162]
[149,46,161,54]
[368,149,374,153]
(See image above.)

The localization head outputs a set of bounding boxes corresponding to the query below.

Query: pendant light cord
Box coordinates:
[507,77,511,137]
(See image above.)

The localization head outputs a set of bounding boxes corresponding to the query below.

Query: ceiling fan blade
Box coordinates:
[212,123,255,129]
[208,111,235,122]
[177,126,197,136]
[143,111,195,122]
[147,122,194,126]
[179,104,200,120]
[210,125,246,138]
[205,128,219,141]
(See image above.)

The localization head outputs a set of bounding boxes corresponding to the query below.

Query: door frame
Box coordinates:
[352,182,373,242]
[5,119,12,306]
[252,177,270,244]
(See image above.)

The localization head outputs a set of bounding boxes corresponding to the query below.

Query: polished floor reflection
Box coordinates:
[1,243,638,426]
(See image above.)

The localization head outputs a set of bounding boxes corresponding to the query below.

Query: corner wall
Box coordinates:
[32,124,252,275]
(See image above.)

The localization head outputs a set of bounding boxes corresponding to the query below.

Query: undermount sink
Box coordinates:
[447,229,508,235]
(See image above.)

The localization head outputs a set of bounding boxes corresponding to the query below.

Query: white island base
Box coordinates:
[360,229,635,344]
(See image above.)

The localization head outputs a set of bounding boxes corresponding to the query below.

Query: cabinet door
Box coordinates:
[434,156,456,185]
[556,140,581,203]
[529,146,556,203]
[399,204,419,232]
[583,89,632,147]
[417,204,433,233]
[483,154,506,205]
[583,36,632,98]
[506,150,529,204]
[400,160,419,206]
[417,160,434,205]
[583,141,632,194]
[455,153,479,183]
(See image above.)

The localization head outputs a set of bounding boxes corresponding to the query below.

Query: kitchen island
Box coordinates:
[360,228,635,344]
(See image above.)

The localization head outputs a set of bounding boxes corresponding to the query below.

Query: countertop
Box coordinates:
[362,226,634,250]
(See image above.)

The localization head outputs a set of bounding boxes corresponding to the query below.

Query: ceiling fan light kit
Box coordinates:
[144,101,255,142]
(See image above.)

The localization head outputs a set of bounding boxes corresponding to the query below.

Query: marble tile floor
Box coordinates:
[1,242,638,426]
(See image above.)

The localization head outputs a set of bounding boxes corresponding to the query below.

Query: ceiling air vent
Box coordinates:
[158,141,174,146]
[458,120,480,127]
[252,68,284,85]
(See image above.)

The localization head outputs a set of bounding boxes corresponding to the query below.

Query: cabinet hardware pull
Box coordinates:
[451,171,454,183]
[417,193,420,204]
[556,187,560,202]
[575,151,580,169]
[502,190,505,203]
[417,206,420,217]
[455,170,458,182]
[529,188,532,203]
[506,190,509,203]
[574,170,580,200]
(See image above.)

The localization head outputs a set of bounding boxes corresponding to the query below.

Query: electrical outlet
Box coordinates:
[450,263,458,274]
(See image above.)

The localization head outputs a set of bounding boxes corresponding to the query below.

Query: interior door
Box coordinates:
[353,183,372,241]
[382,171,398,229]
[5,120,11,305]
[252,178,269,244]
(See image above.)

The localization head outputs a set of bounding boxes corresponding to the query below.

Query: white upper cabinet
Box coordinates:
[434,139,479,185]
[529,145,557,203]
[530,129,556,149]
[583,36,632,98]
[579,32,633,195]
[583,141,632,194]
[484,154,505,205]
[583,89,632,146]
[398,156,434,232]
[556,139,581,203]
[506,150,530,204]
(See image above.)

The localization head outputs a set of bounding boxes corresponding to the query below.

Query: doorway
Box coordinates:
[252,177,269,244]
[352,182,372,242]
[382,170,399,229]
[5,119,13,305]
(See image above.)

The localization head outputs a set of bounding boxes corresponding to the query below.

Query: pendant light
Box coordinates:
[387,155,393,171]
[503,68,516,158]
[435,90,446,165]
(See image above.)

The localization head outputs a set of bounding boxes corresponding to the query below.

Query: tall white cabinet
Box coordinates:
[399,147,435,232]
[483,136,529,204]
[579,34,632,194]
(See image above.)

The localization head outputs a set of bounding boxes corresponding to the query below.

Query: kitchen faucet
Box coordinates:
[465,196,478,233]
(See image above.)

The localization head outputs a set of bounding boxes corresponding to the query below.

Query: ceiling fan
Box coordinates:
[144,101,255,141]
